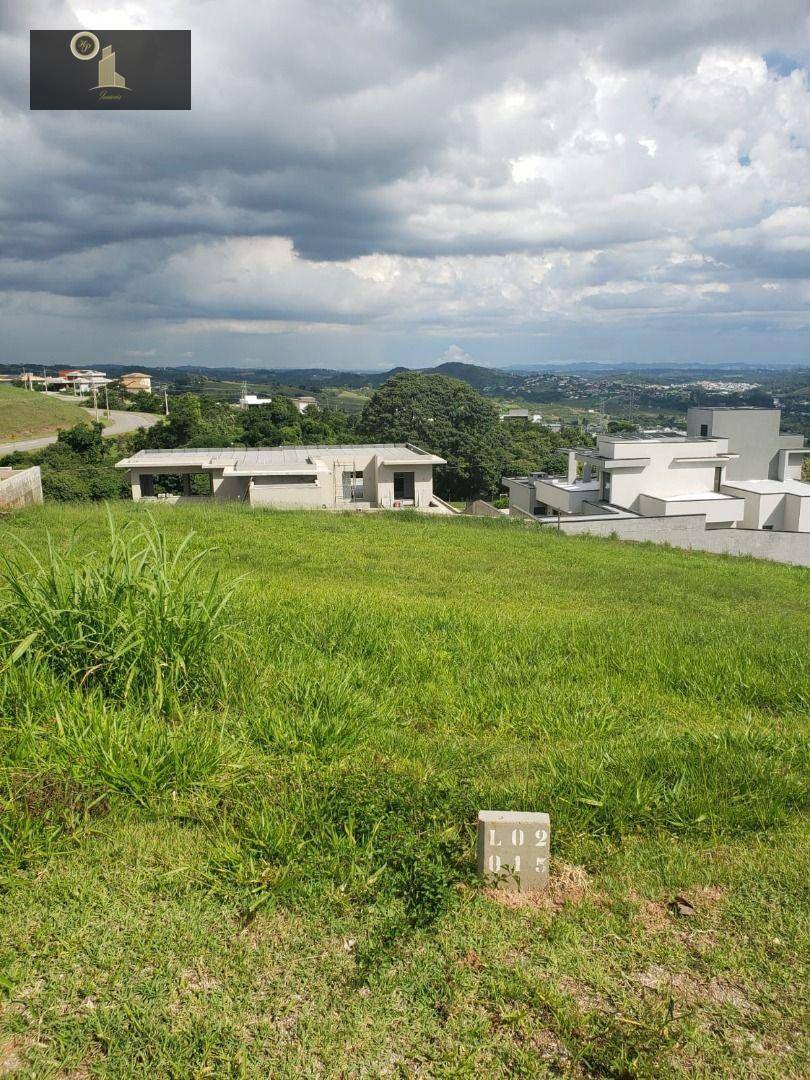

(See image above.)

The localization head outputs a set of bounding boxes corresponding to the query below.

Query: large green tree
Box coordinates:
[359,372,508,500]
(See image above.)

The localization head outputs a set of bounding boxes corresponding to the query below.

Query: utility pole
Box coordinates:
[104,384,110,418]
[164,388,170,416]
[92,385,99,420]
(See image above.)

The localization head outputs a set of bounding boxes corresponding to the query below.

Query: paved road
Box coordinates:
[0,408,160,456]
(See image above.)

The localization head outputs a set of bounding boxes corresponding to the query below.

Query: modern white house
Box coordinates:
[293,395,318,413]
[238,393,273,407]
[503,407,810,534]
[116,443,456,513]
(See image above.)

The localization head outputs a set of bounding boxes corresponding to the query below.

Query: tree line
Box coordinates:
[2,372,592,503]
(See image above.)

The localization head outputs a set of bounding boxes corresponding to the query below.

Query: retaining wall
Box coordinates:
[0,467,43,510]
[539,512,810,567]
[465,499,505,518]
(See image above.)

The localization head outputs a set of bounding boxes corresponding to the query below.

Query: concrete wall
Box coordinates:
[687,408,785,480]
[375,463,434,509]
[504,479,536,515]
[780,449,806,481]
[212,473,251,502]
[248,475,329,509]
[362,461,378,506]
[783,494,810,533]
[466,499,504,518]
[0,466,43,510]
[605,438,723,511]
[637,492,745,525]
[755,491,786,530]
[535,477,597,514]
[538,512,810,567]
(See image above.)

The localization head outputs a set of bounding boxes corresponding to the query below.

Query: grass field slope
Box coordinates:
[0,505,807,1077]
[0,384,84,442]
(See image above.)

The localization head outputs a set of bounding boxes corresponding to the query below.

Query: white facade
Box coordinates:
[59,368,110,393]
[116,443,455,514]
[238,393,273,407]
[293,396,318,413]
[720,479,810,532]
[503,407,810,534]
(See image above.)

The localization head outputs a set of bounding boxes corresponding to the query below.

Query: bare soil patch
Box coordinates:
[484,860,591,912]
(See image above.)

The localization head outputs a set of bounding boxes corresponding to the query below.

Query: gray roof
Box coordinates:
[116,443,445,473]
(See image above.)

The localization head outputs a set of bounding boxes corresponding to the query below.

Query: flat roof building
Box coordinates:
[686,407,806,481]
[238,393,273,407]
[116,443,456,514]
[503,407,810,534]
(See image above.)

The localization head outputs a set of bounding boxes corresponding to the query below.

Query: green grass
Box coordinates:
[0,504,807,1077]
[0,384,85,442]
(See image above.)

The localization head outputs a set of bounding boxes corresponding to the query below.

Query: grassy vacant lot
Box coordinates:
[0,505,807,1078]
[0,385,84,442]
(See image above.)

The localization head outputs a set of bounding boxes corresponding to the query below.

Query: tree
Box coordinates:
[3,421,129,502]
[501,422,593,479]
[127,390,165,414]
[359,373,508,500]
[57,421,105,457]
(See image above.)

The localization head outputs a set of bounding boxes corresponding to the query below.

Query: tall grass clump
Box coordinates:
[0,511,237,711]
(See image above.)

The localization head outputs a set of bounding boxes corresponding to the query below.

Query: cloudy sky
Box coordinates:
[2,2,810,371]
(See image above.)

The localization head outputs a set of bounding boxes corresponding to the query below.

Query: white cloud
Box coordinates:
[0,2,809,365]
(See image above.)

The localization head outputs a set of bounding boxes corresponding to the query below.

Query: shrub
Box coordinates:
[41,700,230,801]
[0,512,237,711]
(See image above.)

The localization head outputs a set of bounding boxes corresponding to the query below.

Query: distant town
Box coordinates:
[2,360,809,439]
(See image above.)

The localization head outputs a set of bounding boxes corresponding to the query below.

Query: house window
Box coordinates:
[600,470,611,502]
[700,424,709,437]
[393,471,415,500]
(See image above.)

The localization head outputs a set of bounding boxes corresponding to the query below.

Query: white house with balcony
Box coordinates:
[116,443,457,514]
[503,408,810,534]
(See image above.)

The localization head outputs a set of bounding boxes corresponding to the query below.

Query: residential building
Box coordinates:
[499,408,544,423]
[292,395,318,413]
[238,393,273,407]
[719,479,810,532]
[686,407,806,481]
[58,368,109,393]
[120,372,152,393]
[116,443,456,513]
[503,407,810,534]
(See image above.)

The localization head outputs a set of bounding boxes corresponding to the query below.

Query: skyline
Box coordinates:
[2,2,810,371]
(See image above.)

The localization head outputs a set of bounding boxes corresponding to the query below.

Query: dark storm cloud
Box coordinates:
[0,1,809,367]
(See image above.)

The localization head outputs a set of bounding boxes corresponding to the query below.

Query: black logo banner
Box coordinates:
[30,30,191,110]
